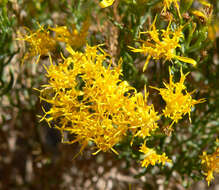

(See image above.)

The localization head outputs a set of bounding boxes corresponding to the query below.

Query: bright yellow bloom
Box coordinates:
[151,67,205,128]
[162,0,181,18]
[17,24,56,64]
[129,16,196,71]
[49,19,89,49]
[39,44,160,155]
[99,0,115,8]
[139,141,172,168]
[17,20,89,64]
[128,86,160,139]
[201,147,219,186]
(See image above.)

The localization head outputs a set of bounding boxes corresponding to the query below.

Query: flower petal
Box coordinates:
[175,55,197,66]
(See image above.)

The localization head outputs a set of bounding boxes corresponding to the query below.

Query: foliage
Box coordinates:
[0,0,14,97]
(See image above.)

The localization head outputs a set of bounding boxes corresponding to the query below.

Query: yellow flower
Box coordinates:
[49,19,89,48]
[128,86,160,139]
[162,0,181,18]
[99,0,115,8]
[17,24,56,64]
[17,20,89,64]
[139,141,172,168]
[151,67,205,128]
[201,147,219,186]
[39,44,160,155]
[129,16,196,71]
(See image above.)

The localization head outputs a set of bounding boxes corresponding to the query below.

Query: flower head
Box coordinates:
[17,20,89,64]
[129,16,196,71]
[139,141,172,168]
[17,24,56,64]
[49,19,89,48]
[151,67,205,128]
[201,147,219,185]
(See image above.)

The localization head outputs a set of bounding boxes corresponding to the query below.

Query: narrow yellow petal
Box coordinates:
[66,44,75,55]
[174,1,182,19]
[92,149,101,155]
[192,10,207,20]
[143,55,151,72]
[175,55,197,66]
[111,147,119,155]
[151,15,157,30]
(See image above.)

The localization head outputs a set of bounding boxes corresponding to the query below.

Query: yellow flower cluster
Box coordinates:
[139,141,172,168]
[49,19,89,49]
[151,67,205,129]
[17,24,56,64]
[40,44,160,156]
[18,21,89,63]
[20,0,206,170]
[201,147,219,186]
[130,16,196,71]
